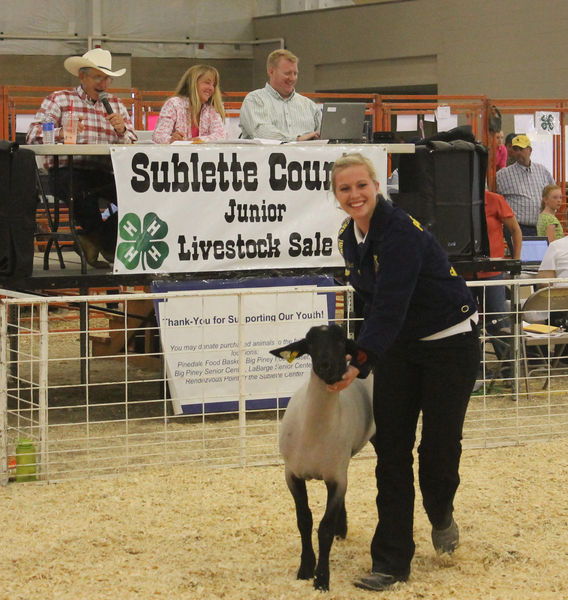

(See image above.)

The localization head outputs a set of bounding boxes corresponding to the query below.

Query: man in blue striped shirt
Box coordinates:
[239,49,321,142]
[496,134,555,236]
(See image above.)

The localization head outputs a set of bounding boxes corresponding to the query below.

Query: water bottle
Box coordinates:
[15,438,37,482]
[42,119,55,144]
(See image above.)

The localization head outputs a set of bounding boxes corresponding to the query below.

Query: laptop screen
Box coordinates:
[319,102,366,141]
[520,237,549,266]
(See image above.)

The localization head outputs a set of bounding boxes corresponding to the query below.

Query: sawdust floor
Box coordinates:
[1,438,567,600]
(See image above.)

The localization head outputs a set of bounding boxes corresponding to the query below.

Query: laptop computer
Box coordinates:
[520,236,549,269]
[319,102,366,142]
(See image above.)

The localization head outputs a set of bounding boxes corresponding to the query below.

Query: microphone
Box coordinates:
[99,91,113,115]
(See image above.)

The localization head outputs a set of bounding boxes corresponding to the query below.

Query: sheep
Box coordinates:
[270,323,375,592]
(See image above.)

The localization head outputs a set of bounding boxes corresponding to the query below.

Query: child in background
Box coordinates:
[495,130,507,171]
[537,184,564,243]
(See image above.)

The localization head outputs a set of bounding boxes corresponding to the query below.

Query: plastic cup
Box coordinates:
[42,121,55,144]
[63,115,78,144]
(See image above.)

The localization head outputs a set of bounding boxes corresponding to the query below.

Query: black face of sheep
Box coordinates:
[270,324,375,591]
[304,324,354,385]
[273,323,359,385]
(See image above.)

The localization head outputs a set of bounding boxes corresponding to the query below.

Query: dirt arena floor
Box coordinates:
[1,438,567,600]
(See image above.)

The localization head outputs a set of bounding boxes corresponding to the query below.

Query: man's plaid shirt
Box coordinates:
[26,85,137,169]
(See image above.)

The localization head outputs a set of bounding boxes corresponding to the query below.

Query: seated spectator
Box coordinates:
[152,64,227,144]
[26,48,137,268]
[495,130,507,171]
[537,236,568,288]
[536,236,568,327]
[469,191,522,382]
[537,184,564,242]
[239,49,321,142]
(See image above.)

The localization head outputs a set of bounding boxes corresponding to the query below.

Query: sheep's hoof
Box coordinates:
[314,574,329,591]
[297,560,315,580]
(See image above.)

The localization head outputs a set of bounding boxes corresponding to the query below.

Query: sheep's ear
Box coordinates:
[270,339,308,363]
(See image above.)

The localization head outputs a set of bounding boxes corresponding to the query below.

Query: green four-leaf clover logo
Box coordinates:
[540,114,554,132]
[117,212,169,270]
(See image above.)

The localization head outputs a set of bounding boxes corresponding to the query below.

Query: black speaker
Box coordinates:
[391,139,489,259]
[0,141,37,279]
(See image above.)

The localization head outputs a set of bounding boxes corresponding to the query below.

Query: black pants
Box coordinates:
[370,325,480,577]
[49,167,117,234]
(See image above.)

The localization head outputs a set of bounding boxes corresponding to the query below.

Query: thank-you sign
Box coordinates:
[154,276,335,415]
[110,144,387,274]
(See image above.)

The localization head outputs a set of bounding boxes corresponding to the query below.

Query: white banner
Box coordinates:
[110,144,387,274]
[156,277,334,415]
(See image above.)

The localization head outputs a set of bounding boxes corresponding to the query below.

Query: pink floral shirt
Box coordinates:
[152,96,227,143]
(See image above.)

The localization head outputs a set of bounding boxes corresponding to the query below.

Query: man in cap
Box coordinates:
[27,48,137,268]
[496,134,555,237]
[239,49,321,142]
[503,132,517,167]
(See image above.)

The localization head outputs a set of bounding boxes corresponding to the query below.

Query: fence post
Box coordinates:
[38,302,49,481]
[237,292,247,466]
[0,302,8,486]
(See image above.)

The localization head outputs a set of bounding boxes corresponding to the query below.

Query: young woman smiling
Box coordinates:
[329,153,480,592]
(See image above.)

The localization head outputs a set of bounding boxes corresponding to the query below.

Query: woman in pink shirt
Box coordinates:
[152,64,227,143]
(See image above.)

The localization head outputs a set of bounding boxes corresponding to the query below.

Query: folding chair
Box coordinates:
[34,166,74,269]
[520,287,568,394]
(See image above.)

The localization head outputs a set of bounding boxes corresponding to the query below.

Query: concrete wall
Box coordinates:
[3,0,568,98]
[0,54,253,93]
[251,0,568,97]
[0,54,132,89]
[131,58,253,93]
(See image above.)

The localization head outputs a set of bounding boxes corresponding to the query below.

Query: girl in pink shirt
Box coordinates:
[152,64,227,143]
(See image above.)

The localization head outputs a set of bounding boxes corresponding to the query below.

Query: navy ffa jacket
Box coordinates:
[339,195,477,375]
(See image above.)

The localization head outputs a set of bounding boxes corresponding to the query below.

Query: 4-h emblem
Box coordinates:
[540,114,555,131]
[117,212,169,270]
[535,111,560,135]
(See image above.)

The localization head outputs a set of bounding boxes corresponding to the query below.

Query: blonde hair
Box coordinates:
[541,184,562,211]
[331,153,378,194]
[174,64,225,127]
[266,49,298,72]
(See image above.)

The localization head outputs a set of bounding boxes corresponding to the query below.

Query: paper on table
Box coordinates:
[522,321,562,335]
[207,138,258,144]
[286,139,329,145]
[251,138,285,145]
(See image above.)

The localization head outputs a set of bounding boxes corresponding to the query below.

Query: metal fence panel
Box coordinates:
[2,281,567,484]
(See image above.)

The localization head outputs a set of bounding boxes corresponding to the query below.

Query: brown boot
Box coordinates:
[76,232,111,269]
[100,245,115,264]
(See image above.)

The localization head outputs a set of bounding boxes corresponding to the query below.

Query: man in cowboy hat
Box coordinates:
[26,48,138,268]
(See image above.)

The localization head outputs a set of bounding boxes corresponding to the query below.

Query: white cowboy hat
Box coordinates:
[64,48,126,77]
